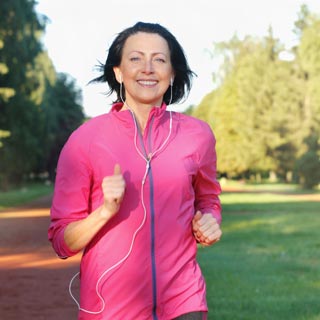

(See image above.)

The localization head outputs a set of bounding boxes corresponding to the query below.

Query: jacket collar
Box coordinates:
[111,102,168,128]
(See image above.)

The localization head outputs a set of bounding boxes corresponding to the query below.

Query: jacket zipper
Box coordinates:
[137,117,158,319]
[148,160,158,320]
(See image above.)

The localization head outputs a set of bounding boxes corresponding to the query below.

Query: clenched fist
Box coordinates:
[101,164,126,218]
[192,211,222,246]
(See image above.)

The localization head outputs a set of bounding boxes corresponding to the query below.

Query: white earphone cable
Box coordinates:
[68,81,173,315]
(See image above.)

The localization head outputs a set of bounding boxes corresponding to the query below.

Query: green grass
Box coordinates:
[199,189,320,320]
[221,180,320,193]
[0,183,53,210]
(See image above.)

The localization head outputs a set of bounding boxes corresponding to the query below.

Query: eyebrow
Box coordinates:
[129,50,168,56]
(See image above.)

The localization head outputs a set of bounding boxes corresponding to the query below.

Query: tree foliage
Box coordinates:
[0,0,85,190]
[193,5,320,188]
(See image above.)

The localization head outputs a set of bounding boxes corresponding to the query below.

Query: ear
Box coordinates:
[113,67,122,83]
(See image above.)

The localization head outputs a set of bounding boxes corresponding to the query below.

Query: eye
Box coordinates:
[130,56,140,62]
[154,57,166,63]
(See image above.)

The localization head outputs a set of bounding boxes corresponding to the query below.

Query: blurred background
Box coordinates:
[1,2,320,319]
[1,0,320,191]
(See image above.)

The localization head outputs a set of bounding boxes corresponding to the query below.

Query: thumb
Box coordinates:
[113,164,121,176]
[194,210,202,221]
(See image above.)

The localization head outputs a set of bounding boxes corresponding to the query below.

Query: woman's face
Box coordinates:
[114,32,174,107]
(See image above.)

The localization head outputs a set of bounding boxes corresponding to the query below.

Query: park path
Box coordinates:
[0,195,81,319]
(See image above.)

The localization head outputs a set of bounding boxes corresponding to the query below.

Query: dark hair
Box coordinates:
[90,22,195,105]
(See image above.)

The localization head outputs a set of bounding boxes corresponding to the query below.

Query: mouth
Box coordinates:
[137,80,158,87]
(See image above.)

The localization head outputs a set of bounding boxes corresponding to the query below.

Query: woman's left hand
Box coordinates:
[192,211,222,246]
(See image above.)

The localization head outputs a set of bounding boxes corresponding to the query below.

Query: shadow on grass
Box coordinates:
[222,200,320,215]
[199,199,320,320]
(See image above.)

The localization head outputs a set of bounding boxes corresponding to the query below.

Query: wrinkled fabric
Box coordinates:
[48,103,221,320]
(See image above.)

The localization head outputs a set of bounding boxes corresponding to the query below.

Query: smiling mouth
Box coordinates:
[137,80,158,86]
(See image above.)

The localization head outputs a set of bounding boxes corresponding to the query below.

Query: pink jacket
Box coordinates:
[49,103,221,320]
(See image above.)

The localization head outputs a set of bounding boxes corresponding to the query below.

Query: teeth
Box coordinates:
[138,80,157,86]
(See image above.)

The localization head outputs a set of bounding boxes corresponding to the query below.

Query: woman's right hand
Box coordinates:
[101,164,126,219]
[63,164,125,252]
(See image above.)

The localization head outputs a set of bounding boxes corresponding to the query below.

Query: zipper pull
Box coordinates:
[142,157,151,185]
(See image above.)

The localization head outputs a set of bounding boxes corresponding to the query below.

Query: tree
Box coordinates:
[0,38,14,148]
[193,7,320,187]
[0,0,85,189]
[295,133,320,189]
[0,0,46,189]
[194,33,288,177]
[293,6,320,188]
[40,72,84,181]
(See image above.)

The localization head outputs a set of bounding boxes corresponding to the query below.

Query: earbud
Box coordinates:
[170,77,174,86]
[119,73,123,84]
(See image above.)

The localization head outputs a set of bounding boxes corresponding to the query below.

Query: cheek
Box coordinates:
[121,69,136,79]
[158,69,172,83]
[120,62,139,77]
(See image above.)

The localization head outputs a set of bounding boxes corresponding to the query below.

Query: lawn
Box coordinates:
[0,182,53,210]
[199,185,320,320]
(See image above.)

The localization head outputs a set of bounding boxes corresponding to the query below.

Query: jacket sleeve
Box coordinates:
[193,123,222,224]
[48,131,93,258]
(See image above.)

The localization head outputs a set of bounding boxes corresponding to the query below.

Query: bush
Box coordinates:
[295,150,320,189]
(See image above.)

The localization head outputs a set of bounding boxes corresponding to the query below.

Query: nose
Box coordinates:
[143,59,154,74]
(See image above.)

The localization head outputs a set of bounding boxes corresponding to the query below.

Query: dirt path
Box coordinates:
[0,195,81,319]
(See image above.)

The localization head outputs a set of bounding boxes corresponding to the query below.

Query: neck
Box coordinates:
[122,101,159,133]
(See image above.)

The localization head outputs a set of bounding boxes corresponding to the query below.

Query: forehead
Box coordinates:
[122,32,170,55]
